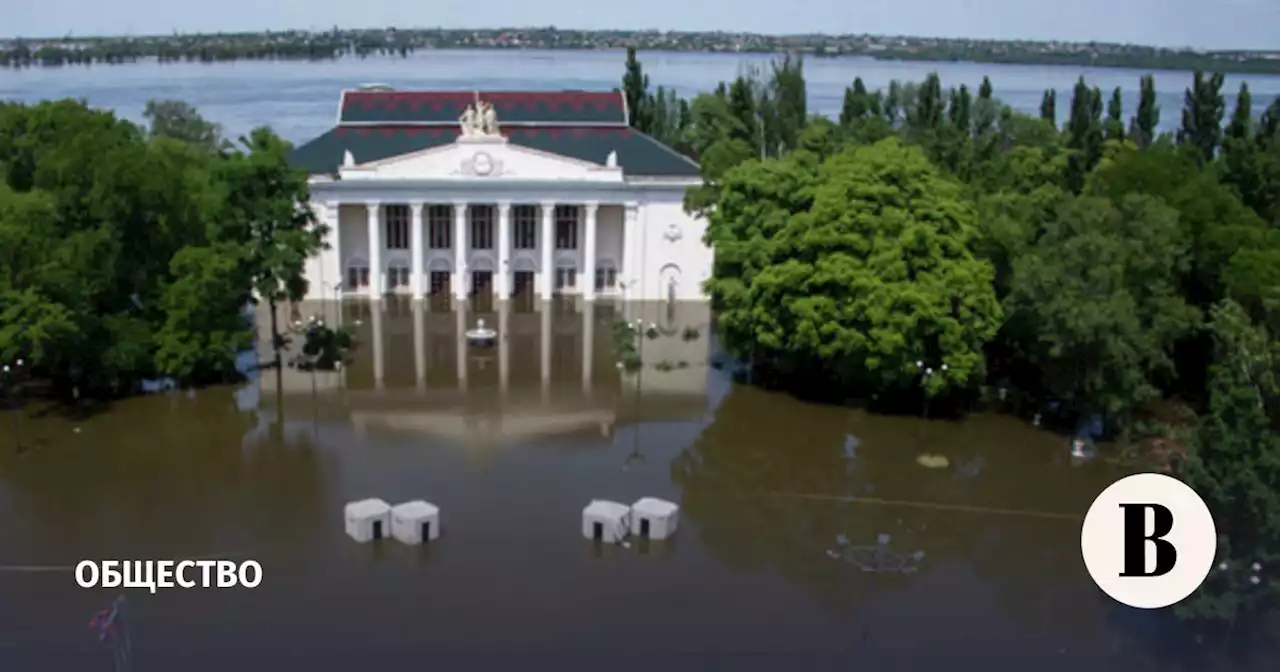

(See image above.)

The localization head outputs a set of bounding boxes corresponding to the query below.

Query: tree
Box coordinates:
[912,72,944,132]
[1002,193,1199,421]
[1129,74,1160,149]
[154,243,254,384]
[1104,86,1125,143]
[978,76,993,102]
[727,75,761,153]
[705,138,1001,397]
[1064,77,1104,192]
[143,99,222,150]
[1177,300,1280,622]
[1220,83,1261,217]
[1039,89,1056,126]
[839,77,872,127]
[621,47,651,133]
[214,128,326,370]
[765,54,806,155]
[1178,71,1227,164]
[949,84,972,134]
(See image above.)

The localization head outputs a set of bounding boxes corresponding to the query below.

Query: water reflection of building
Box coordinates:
[258,298,713,443]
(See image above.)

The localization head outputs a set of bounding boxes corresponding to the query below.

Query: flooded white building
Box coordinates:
[289,88,712,304]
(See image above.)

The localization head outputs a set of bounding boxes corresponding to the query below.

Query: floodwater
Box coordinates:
[0,297,1268,670]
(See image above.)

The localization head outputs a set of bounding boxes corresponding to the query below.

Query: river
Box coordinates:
[2,49,1280,144]
[1,51,1277,670]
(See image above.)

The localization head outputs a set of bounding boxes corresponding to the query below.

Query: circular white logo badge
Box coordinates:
[1080,473,1217,609]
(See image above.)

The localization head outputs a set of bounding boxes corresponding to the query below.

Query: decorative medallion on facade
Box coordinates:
[664,223,683,242]
[458,91,501,138]
[458,151,505,177]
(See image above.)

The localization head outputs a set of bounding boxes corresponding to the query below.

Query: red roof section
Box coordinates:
[337,90,628,125]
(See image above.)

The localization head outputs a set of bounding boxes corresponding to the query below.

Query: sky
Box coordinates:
[6,0,1279,51]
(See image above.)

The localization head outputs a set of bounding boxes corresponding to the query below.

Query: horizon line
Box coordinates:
[2,25,1277,55]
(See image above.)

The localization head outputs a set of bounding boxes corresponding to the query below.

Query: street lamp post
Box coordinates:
[623,318,656,471]
[1,358,25,452]
[1217,559,1266,654]
[915,360,949,420]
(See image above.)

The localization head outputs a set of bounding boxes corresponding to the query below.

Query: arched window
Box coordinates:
[594,260,618,292]
[346,257,370,290]
[387,261,410,290]
[554,258,577,293]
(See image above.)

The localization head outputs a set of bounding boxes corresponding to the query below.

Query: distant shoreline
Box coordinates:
[4,28,1280,76]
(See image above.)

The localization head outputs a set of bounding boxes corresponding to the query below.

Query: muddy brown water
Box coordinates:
[0,298,1266,670]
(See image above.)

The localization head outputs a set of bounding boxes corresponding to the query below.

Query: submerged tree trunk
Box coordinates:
[269,298,281,369]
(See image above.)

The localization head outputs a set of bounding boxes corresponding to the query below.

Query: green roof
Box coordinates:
[289,126,700,178]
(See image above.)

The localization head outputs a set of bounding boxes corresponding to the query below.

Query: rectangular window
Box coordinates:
[385,205,410,250]
[595,267,617,291]
[387,266,409,289]
[514,205,538,250]
[359,267,370,288]
[347,266,361,290]
[555,205,578,250]
[470,205,494,250]
[555,267,577,291]
[428,205,452,249]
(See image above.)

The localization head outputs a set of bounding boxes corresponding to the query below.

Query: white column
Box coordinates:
[372,299,385,388]
[497,201,511,299]
[623,202,639,301]
[540,201,554,300]
[366,201,382,299]
[582,202,598,301]
[413,299,425,391]
[498,299,510,398]
[582,300,594,393]
[540,301,551,403]
[456,302,468,392]
[325,201,341,293]
[453,201,467,301]
[410,201,424,300]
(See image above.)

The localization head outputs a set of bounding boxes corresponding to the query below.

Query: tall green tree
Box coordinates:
[949,84,973,134]
[912,72,945,132]
[727,75,761,153]
[1177,300,1280,622]
[621,46,651,133]
[1104,86,1125,143]
[1220,82,1261,215]
[154,243,254,383]
[1178,70,1227,164]
[1129,74,1160,149]
[706,138,1000,396]
[1064,77,1104,192]
[839,77,871,127]
[214,128,326,370]
[978,76,993,102]
[765,54,806,155]
[1039,89,1056,126]
[1004,193,1199,421]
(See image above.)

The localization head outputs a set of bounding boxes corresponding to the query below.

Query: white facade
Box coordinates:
[301,134,713,304]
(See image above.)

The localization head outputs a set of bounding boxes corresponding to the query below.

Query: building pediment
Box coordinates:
[338,135,625,183]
